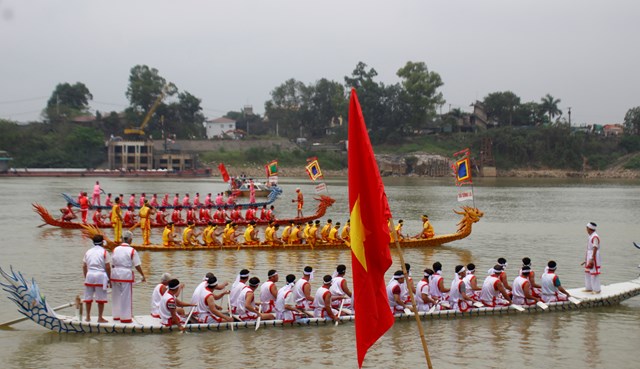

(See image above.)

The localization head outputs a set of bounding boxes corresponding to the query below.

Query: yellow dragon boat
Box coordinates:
[81,206,484,251]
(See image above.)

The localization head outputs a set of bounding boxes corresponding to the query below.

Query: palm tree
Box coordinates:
[540,94,562,123]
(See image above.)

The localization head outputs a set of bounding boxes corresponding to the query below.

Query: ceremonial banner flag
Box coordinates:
[265,160,278,177]
[305,159,323,181]
[218,163,230,182]
[455,157,472,184]
[348,88,395,368]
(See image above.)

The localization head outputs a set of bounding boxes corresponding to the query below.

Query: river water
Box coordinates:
[0,176,638,368]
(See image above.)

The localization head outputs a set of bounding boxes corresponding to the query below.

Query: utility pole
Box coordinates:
[568,107,572,125]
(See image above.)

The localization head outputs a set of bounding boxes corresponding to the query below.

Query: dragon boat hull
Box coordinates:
[34,195,336,230]
[2,266,639,333]
[78,205,484,251]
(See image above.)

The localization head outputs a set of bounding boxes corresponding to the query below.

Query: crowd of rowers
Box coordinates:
[161,212,437,247]
[388,258,574,314]
[152,265,354,329]
[59,191,259,225]
[83,233,574,331]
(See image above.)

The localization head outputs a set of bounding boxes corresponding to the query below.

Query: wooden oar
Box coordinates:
[427,301,439,314]
[472,301,485,309]
[0,301,75,328]
[568,296,582,305]
[227,295,234,331]
[335,298,346,326]
[181,307,196,334]
[254,304,262,331]
[510,303,525,312]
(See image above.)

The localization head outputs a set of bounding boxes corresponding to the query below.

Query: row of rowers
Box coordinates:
[163,219,349,247]
[153,265,353,328]
[96,192,243,209]
[389,258,574,313]
[85,200,278,228]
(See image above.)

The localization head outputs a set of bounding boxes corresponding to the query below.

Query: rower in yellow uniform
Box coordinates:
[243,221,260,245]
[223,223,239,245]
[268,224,283,245]
[320,219,333,242]
[111,197,123,243]
[303,221,312,243]
[288,223,302,245]
[416,214,435,239]
[328,222,342,243]
[340,220,350,243]
[162,222,177,246]
[308,220,320,246]
[182,222,200,246]
[393,219,405,241]
[202,221,220,246]
[281,221,294,244]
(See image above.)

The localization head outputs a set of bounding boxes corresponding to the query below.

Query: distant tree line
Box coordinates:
[1,61,639,169]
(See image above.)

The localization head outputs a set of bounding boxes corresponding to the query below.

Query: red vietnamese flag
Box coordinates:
[348,88,394,368]
[218,163,230,182]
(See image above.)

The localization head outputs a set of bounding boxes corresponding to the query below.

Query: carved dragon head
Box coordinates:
[313,195,336,210]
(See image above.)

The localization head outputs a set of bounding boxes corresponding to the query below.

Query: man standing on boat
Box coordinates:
[139,200,156,246]
[293,188,304,218]
[92,181,103,206]
[111,197,123,243]
[82,234,111,323]
[79,192,90,224]
[584,222,602,294]
[111,231,146,323]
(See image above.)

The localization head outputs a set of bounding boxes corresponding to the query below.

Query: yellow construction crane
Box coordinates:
[124,88,166,137]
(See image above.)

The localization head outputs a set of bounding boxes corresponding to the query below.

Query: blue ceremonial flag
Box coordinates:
[455,157,472,183]
[305,159,323,181]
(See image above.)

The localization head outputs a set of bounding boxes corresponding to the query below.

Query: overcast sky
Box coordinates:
[1,0,638,125]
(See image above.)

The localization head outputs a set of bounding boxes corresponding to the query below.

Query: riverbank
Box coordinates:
[207,163,640,180]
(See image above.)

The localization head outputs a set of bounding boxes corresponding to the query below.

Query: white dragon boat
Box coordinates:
[2,266,640,334]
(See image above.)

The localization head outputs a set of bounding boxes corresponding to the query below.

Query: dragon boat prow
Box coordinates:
[2,265,640,333]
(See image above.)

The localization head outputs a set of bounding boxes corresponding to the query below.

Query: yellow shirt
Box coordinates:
[111,205,122,223]
[328,227,339,242]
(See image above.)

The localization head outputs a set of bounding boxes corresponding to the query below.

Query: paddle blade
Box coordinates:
[536,301,549,310]
[568,296,582,305]
[427,304,437,314]
[510,304,525,312]
[472,301,484,309]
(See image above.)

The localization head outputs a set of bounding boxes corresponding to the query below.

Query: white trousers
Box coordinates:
[585,273,601,292]
[112,282,133,322]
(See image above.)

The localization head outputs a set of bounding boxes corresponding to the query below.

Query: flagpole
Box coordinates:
[389,217,433,369]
